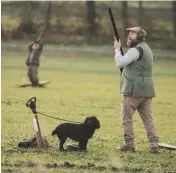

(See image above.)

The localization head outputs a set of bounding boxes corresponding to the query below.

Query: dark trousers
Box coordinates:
[27,65,39,86]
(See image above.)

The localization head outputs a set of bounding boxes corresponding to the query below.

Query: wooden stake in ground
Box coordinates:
[33,116,43,148]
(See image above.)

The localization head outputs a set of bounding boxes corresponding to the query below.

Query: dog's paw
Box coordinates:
[60,148,66,152]
[67,144,81,152]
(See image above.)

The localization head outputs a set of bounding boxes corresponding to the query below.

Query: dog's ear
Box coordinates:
[92,117,100,129]
[84,117,100,128]
[84,117,93,125]
[84,117,90,124]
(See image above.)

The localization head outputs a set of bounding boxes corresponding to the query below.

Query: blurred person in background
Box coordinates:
[25,40,43,87]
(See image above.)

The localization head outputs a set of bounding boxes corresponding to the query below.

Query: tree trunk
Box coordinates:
[138,1,143,26]
[121,1,128,42]
[86,1,96,36]
[172,1,176,41]
[1,26,4,39]
[19,2,34,33]
[45,1,52,28]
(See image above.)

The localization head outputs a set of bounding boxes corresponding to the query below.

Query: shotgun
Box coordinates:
[36,26,48,42]
[108,8,123,74]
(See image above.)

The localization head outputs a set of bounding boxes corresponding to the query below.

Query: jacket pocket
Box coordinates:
[132,77,155,97]
[121,75,133,95]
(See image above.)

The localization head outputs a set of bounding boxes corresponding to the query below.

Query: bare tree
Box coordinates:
[138,1,143,26]
[86,1,96,36]
[172,1,176,41]
[19,2,36,33]
[121,1,128,41]
[45,2,52,28]
[1,25,5,40]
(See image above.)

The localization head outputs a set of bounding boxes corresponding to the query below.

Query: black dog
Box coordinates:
[52,116,100,152]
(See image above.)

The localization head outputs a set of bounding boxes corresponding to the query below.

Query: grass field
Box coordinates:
[1,47,176,173]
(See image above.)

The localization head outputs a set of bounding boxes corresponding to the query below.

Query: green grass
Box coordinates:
[2,41,176,60]
[2,49,176,173]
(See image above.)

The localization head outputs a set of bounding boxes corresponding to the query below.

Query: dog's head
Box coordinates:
[84,116,100,129]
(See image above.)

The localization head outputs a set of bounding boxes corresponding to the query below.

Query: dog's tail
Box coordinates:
[51,128,57,136]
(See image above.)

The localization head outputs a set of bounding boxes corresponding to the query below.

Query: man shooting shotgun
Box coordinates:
[25,27,46,87]
[109,8,159,153]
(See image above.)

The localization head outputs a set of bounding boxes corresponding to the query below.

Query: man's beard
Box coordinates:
[127,38,138,47]
[127,39,132,46]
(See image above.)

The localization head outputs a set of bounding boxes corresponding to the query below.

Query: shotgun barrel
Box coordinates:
[108,8,124,74]
[36,26,47,42]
